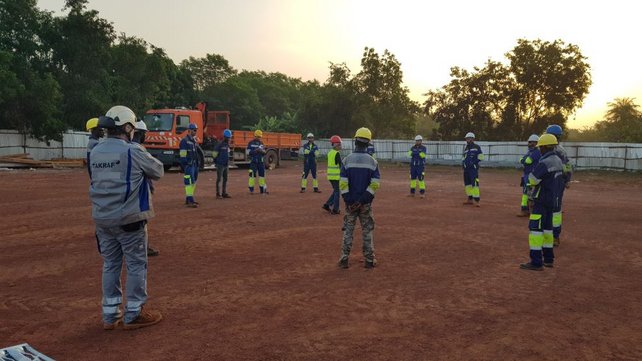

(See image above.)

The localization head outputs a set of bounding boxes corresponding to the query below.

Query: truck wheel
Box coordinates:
[265,149,278,169]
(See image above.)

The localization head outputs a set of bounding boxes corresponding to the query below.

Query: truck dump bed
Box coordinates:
[231,131,301,149]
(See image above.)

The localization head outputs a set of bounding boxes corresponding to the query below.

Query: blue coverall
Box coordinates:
[180,134,199,204]
[248,139,267,193]
[520,147,541,211]
[462,143,483,202]
[301,141,320,191]
[408,144,427,195]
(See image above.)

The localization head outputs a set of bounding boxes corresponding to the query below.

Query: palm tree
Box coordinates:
[605,97,641,122]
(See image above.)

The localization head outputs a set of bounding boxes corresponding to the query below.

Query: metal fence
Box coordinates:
[2,130,642,171]
[307,139,642,171]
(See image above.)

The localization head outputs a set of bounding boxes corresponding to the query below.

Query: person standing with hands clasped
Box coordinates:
[213,129,232,199]
[89,105,164,330]
[248,130,268,194]
[408,135,427,198]
[462,132,483,207]
[300,133,321,193]
[180,123,200,208]
[338,127,380,269]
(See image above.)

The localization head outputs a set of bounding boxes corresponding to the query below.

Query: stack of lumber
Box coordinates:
[0,154,84,168]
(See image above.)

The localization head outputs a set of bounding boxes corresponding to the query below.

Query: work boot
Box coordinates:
[103,310,123,330]
[300,188,306,193]
[543,262,554,268]
[322,204,331,213]
[554,238,560,247]
[338,259,349,269]
[222,193,231,199]
[185,202,198,208]
[420,194,425,199]
[474,202,481,208]
[463,199,473,205]
[147,247,159,257]
[365,259,377,269]
[517,210,530,217]
[216,193,222,199]
[123,308,163,330]
[408,193,415,197]
[314,188,322,193]
[519,262,544,271]
[330,209,340,215]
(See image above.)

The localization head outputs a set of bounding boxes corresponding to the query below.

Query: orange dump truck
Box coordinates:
[143,102,301,170]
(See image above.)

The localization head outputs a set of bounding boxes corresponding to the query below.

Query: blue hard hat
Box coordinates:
[188,123,198,130]
[546,124,563,136]
[223,129,232,138]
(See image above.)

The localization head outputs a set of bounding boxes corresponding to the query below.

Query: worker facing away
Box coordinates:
[180,123,200,208]
[338,127,381,269]
[301,133,321,193]
[213,129,232,199]
[462,132,484,206]
[322,135,343,215]
[248,130,268,194]
[517,134,542,217]
[89,105,164,330]
[408,135,427,198]
[520,133,565,271]
[546,124,573,247]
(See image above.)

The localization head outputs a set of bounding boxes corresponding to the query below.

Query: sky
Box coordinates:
[38,0,642,128]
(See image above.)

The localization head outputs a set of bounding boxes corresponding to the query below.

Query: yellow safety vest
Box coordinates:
[327,149,340,180]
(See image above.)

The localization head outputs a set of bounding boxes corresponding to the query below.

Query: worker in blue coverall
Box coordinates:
[520,134,565,271]
[517,134,542,217]
[248,129,268,194]
[546,124,573,247]
[301,133,321,193]
[213,129,232,199]
[180,123,199,208]
[338,127,381,269]
[408,135,427,198]
[462,132,484,206]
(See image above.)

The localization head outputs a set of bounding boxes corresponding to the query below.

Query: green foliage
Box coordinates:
[426,39,592,140]
[180,54,236,92]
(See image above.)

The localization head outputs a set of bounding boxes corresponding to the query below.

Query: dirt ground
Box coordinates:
[1,162,641,360]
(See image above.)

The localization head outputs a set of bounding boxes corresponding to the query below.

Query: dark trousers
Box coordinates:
[325,180,340,211]
[216,165,228,195]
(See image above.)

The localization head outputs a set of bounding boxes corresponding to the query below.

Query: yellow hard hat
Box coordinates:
[254,129,263,137]
[86,118,99,131]
[354,127,372,141]
[537,133,558,147]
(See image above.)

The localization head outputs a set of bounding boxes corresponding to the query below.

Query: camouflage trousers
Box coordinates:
[340,204,375,262]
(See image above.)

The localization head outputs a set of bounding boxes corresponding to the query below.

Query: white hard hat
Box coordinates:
[306,133,314,138]
[135,120,148,131]
[106,106,136,127]
[414,135,423,141]
[527,134,539,142]
[465,132,475,139]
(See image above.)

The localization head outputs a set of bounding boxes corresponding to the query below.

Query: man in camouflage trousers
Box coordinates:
[338,127,381,269]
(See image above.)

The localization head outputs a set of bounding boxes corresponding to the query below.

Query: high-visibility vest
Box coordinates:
[327,149,340,180]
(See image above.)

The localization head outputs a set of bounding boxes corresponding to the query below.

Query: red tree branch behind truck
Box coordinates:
[143,102,301,170]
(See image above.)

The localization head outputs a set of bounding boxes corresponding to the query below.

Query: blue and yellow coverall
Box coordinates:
[339,147,381,264]
[520,147,541,211]
[248,139,267,193]
[527,150,565,266]
[408,144,427,195]
[462,143,484,202]
[179,134,199,204]
[301,141,320,191]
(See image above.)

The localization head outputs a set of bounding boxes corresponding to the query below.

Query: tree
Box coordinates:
[180,53,236,92]
[0,0,64,140]
[425,39,592,140]
[593,98,642,142]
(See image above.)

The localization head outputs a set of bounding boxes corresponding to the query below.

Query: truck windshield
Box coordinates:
[144,113,173,131]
